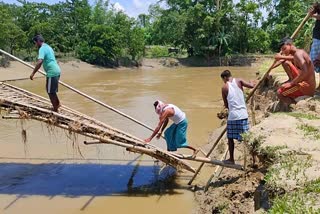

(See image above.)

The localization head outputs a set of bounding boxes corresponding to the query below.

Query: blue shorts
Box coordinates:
[164,119,188,151]
[46,76,60,94]
[227,119,249,141]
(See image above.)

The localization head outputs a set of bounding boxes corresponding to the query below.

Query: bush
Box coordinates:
[145,46,169,58]
[0,55,10,67]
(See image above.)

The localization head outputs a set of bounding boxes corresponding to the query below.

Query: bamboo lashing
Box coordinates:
[0,49,156,134]
[188,12,312,185]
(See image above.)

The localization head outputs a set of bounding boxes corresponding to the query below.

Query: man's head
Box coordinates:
[313,2,320,14]
[32,34,45,48]
[221,70,232,83]
[154,100,166,115]
[278,37,294,55]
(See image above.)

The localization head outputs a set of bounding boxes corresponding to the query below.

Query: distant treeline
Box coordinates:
[0,0,316,66]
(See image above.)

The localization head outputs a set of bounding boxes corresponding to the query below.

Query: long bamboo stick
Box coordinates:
[188,127,226,184]
[204,147,228,191]
[188,12,312,185]
[172,153,243,170]
[0,49,155,133]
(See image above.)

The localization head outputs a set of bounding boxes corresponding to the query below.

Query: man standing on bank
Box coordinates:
[221,70,255,164]
[30,34,61,112]
[309,2,320,90]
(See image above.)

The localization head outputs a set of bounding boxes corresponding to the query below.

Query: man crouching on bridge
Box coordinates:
[30,34,61,112]
[274,37,316,105]
[144,101,198,154]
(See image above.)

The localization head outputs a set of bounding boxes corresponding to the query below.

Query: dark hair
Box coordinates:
[221,70,232,79]
[153,101,159,109]
[32,34,45,43]
[313,2,320,14]
[278,37,293,50]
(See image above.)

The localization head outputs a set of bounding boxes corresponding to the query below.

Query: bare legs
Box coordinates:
[225,138,235,164]
[48,93,61,112]
[277,61,297,105]
[282,61,294,82]
[277,92,296,105]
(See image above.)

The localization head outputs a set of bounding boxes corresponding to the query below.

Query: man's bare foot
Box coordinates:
[223,159,235,165]
[53,104,61,113]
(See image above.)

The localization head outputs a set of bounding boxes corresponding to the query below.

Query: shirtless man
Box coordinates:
[274,37,316,105]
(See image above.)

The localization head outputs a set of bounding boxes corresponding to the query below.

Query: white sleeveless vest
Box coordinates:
[227,78,248,120]
[163,104,186,124]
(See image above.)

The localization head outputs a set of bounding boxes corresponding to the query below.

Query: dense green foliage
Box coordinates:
[0,0,317,66]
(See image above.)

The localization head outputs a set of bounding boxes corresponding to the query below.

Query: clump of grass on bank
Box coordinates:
[269,191,320,214]
[242,132,286,166]
[298,124,320,140]
[265,153,312,191]
[269,179,320,214]
[277,112,320,120]
[264,151,320,213]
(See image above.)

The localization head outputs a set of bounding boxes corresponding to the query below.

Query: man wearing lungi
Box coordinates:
[221,70,254,164]
[274,37,316,105]
[309,3,320,89]
[144,101,197,153]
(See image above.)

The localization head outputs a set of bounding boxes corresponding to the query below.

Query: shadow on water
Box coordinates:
[0,160,187,210]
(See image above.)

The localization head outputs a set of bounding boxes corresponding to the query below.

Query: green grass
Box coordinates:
[278,112,320,120]
[269,179,320,214]
[269,191,320,214]
[298,124,320,140]
[305,178,320,194]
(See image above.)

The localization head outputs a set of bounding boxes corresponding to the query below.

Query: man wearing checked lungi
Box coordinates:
[309,3,320,90]
[221,70,255,165]
[144,101,198,154]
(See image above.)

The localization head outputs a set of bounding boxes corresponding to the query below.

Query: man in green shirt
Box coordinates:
[30,34,61,112]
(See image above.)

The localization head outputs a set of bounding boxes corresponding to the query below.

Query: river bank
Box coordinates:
[194,61,320,213]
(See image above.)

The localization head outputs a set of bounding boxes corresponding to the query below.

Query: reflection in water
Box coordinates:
[0,66,255,213]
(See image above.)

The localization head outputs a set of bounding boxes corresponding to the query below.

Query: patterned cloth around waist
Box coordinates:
[227,118,249,141]
[310,38,320,73]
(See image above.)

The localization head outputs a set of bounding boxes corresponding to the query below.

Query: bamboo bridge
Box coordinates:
[0,82,244,174]
[0,82,198,172]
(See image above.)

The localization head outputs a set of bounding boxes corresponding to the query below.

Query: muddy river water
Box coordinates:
[0,65,256,214]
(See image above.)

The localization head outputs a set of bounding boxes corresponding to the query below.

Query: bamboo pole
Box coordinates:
[188,12,312,185]
[172,153,243,170]
[205,147,228,191]
[188,128,226,185]
[2,76,43,82]
[0,49,155,133]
